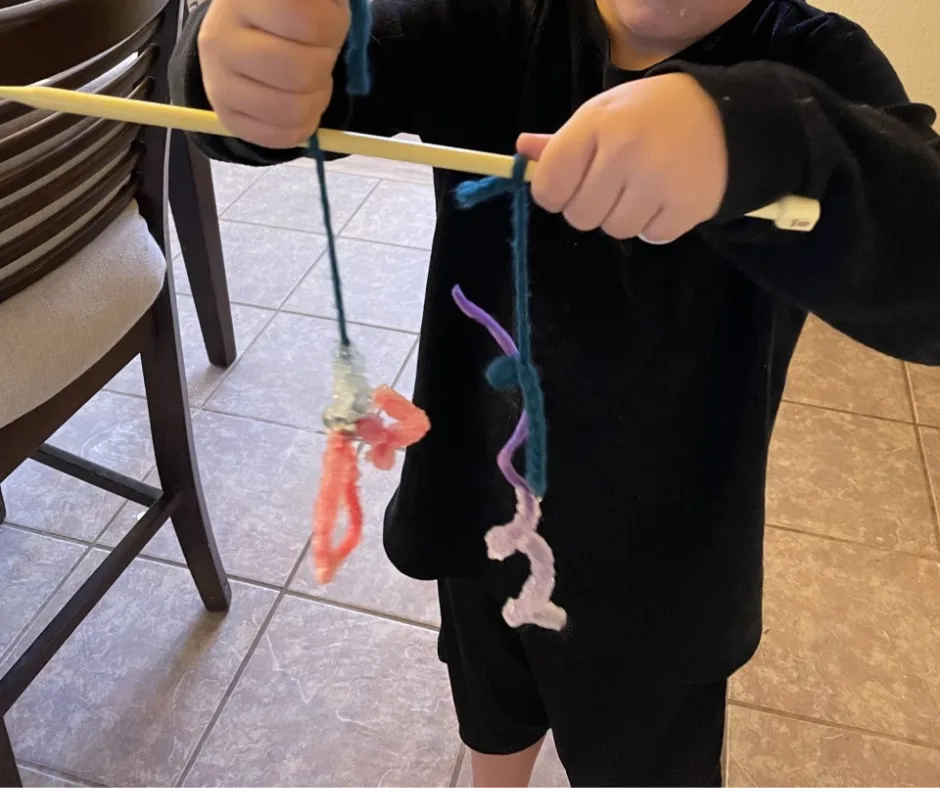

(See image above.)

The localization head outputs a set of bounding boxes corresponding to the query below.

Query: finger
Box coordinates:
[205,69,328,135]
[234,0,350,47]
[207,28,337,93]
[217,102,324,148]
[225,110,310,148]
[637,204,694,245]
[515,132,552,161]
[562,149,626,232]
[529,111,597,214]
[601,185,663,241]
[211,104,309,148]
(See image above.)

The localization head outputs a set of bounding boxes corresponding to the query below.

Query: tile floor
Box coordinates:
[2,146,940,787]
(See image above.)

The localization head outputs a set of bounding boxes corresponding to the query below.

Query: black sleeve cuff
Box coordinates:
[648,60,810,223]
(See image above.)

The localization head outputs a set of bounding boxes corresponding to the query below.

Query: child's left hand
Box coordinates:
[517,73,728,244]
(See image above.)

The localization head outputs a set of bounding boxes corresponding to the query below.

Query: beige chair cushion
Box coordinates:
[0,201,166,428]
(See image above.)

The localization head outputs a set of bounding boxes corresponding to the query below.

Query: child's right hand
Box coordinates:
[198,0,350,149]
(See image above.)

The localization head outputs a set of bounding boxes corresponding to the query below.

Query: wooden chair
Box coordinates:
[0,2,240,523]
[170,129,236,367]
[168,0,236,369]
[0,1,231,784]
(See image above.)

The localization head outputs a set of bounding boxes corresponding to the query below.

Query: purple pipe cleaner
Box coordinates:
[452,285,566,631]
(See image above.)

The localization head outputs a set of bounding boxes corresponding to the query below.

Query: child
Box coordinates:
[170,0,940,784]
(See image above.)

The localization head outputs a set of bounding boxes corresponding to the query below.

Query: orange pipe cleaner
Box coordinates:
[312,433,363,584]
[357,385,431,470]
[312,383,430,585]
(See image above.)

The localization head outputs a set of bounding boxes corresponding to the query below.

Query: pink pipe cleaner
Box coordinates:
[452,286,566,631]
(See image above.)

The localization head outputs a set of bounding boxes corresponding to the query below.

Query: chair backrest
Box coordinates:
[0,0,182,303]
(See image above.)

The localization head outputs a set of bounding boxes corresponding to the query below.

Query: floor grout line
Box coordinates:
[199,322,416,429]
[212,215,433,256]
[212,301,411,335]
[175,522,441,784]
[209,171,267,217]
[722,693,731,786]
[765,522,940,563]
[214,168,275,224]
[391,338,420,392]
[176,214,436,259]
[905,365,940,557]
[42,514,923,592]
[286,155,433,184]
[135,552,286,595]
[269,243,330,314]
[449,743,467,788]
[905,362,923,424]
[98,386,147,401]
[218,172,382,238]
[0,549,90,671]
[175,596,284,786]
[727,749,756,788]
[320,176,381,239]
[92,536,443,630]
[193,306,280,409]
[728,700,940,752]
[0,539,98,670]
[1,520,104,549]
[160,287,420,344]
[275,305,422,338]
[3,524,437,654]
[198,403,330,437]
[780,395,917,427]
[0,385,159,664]
[16,758,107,787]
[0,461,148,668]
[174,540,312,787]
[283,586,440,633]
[917,424,940,558]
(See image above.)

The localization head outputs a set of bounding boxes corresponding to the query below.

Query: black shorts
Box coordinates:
[437,577,727,787]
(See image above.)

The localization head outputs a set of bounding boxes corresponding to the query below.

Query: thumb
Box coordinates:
[516,132,552,161]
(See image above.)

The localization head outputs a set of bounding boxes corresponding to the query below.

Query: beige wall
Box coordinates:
[822,0,940,114]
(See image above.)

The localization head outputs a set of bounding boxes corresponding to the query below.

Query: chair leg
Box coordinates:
[0,717,20,788]
[141,284,231,612]
[169,129,237,368]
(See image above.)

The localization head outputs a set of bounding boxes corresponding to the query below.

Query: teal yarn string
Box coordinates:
[307,135,350,347]
[455,155,547,497]
[346,0,372,96]
[303,2,374,347]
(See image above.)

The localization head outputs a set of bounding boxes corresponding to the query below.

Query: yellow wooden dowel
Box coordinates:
[0,85,821,231]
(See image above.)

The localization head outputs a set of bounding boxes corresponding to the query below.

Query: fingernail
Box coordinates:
[638,233,671,246]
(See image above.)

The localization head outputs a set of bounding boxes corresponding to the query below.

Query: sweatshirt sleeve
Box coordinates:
[168,0,523,168]
[654,15,940,365]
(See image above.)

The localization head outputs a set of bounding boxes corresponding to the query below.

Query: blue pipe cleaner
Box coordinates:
[455,155,548,497]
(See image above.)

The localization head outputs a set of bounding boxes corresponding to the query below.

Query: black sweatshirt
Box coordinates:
[171,0,940,681]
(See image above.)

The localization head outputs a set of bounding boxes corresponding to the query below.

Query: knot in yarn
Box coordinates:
[484,356,547,496]
[454,154,528,208]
